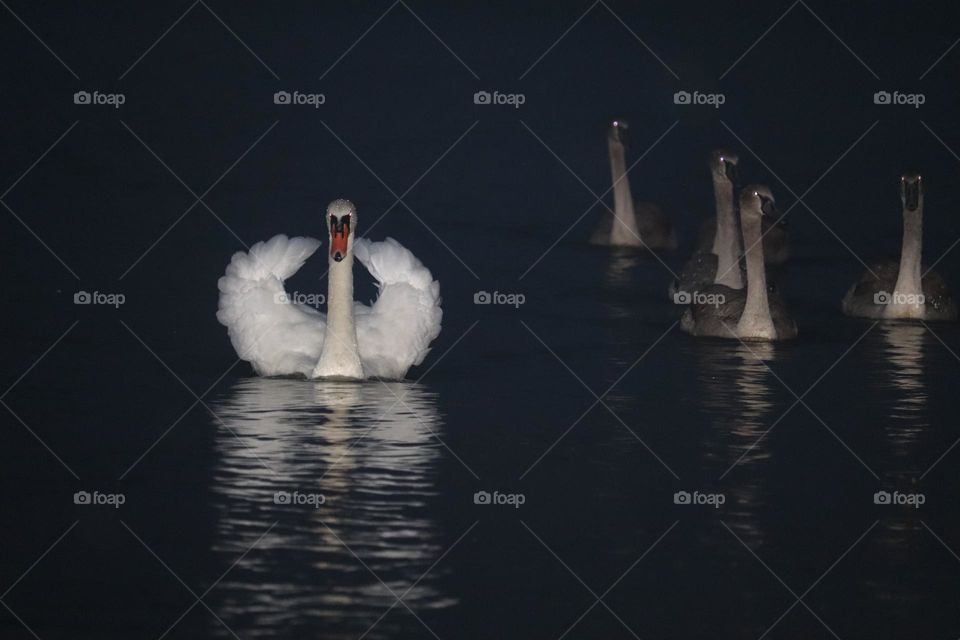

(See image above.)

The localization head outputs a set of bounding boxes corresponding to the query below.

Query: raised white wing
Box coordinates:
[353,237,442,380]
[217,234,326,377]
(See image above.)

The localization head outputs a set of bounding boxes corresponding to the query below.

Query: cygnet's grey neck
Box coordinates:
[711,172,743,289]
[608,138,642,245]
[889,194,925,318]
[736,204,775,339]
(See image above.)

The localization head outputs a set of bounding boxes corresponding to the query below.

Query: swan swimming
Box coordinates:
[670,149,744,300]
[681,185,797,341]
[217,199,443,380]
[842,173,956,321]
[690,153,790,265]
[591,119,676,250]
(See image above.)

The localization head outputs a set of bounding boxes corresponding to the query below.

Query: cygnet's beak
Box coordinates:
[902,178,921,212]
[724,160,739,187]
[760,198,778,218]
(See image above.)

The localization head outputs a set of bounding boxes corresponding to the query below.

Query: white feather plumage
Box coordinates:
[217,234,442,380]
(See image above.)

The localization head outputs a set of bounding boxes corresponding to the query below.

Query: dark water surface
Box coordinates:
[3,2,960,639]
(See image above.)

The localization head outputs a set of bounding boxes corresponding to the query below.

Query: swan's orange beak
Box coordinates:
[330,215,350,262]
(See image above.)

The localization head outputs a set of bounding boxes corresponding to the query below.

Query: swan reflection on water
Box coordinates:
[697,341,779,469]
[866,324,932,608]
[208,377,452,638]
[604,252,640,288]
[693,341,782,549]
[879,323,929,464]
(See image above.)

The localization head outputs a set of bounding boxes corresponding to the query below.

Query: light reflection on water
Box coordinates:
[696,341,779,469]
[868,324,931,607]
[602,253,643,322]
[604,252,641,289]
[694,342,780,549]
[207,378,451,639]
[878,323,928,469]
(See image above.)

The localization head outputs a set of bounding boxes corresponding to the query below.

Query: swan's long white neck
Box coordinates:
[313,248,364,379]
[889,197,925,319]
[711,173,743,289]
[608,138,641,244]
[736,208,776,339]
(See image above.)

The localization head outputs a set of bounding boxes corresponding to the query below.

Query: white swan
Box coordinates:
[217,199,443,380]
[670,149,744,300]
[591,119,676,249]
[842,173,956,321]
[681,185,797,341]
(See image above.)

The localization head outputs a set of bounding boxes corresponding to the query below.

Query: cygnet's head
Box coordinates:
[900,172,924,212]
[608,119,629,145]
[740,184,776,221]
[710,148,740,185]
[327,199,357,262]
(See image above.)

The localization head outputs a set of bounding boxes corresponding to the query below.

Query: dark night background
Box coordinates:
[2,1,960,638]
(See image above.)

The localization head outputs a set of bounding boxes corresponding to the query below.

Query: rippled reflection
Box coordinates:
[867,518,925,608]
[208,378,450,639]
[697,342,778,468]
[862,325,932,608]
[604,252,640,287]
[602,253,641,321]
[694,342,782,547]
[879,324,929,467]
